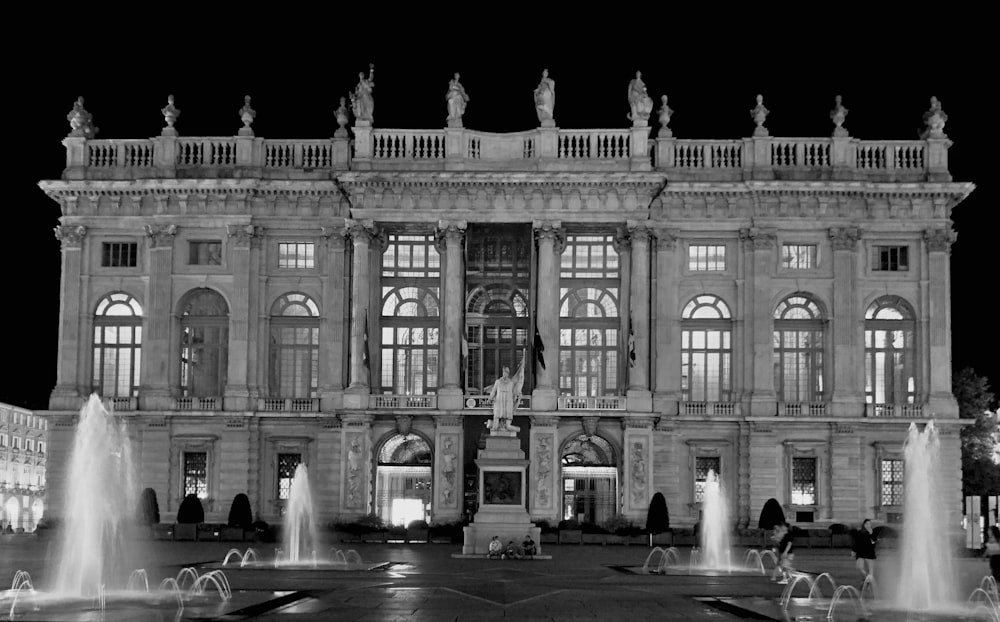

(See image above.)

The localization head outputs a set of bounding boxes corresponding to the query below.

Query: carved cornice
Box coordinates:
[54,224,86,248]
[832,423,855,434]
[144,223,177,248]
[924,227,957,253]
[226,224,263,249]
[828,226,863,251]
[434,415,463,427]
[621,417,656,430]
[739,227,777,250]
[529,415,559,427]
[339,413,375,426]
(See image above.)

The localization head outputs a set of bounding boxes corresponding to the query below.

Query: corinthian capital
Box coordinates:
[924,227,957,253]
[652,227,680,250]
[144,223,177,248]
[54,225,87,248]
[321,224,348,250]
[828,226,863,251]
[626,221,653,245]
[434,219,467,251]
[226,224,263,248]
[344,218,380,246]
[533,220,565,254]
[739,226,776,250]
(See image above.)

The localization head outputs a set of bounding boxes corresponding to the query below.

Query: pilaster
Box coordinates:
[436,220,467,410]
[339,413,375,517]
[652,228,681,415]
[531,221,564,411]
[748,422,779,522]
[344,219,379,408]
[433,415,463,523]
[140,223,176,409]
[224,224,261,410]
[741,227,777,416]
[528,415,559,521]
[626,222,652,411]
[828,226,863,415]
[829,423,862,521]
[924,228,958,416]
[51,225,86,409]
[622,417,655,518]
[319,225,348,411]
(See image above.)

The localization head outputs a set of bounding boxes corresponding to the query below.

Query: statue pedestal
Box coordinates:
[458,436,541,556]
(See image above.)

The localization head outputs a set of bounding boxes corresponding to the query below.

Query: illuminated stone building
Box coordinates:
[0,402,47,531]
[37,87,973,531]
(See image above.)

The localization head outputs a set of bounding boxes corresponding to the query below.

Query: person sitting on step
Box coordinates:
[487,535,503,559]
[522,533,538,558]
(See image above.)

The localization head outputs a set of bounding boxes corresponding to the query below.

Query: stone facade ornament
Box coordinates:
[924,227,957,253]
[161,95,180,136]
[144,223,178,248]
[627,71,654,126]
[394,415,413,436]
[653,226,680,250]
[445,72,470,127]
[830,95,849,137]
[66,97,98,138]
[238,95,256,137]
[828,226,862,251]
[226,224,262,248]
[581,416,599,438]
[740,226,776,249]
[921,96,948,139]
[350,64,375,125]
[533,68,556,127]
[533,221,565,253]
[750,94,769,137]
[54,224,87,248]
[657,95,674,137]
[334,96,350,137]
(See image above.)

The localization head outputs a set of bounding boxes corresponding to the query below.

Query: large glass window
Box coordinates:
[561,434,618,524]
[268,293,319,398]
[381,234,440,395]
[559,235,620,397]
[865,297,916,405]
[375,434,432,527]
[93,292,143,397]
[183,452,208,499]
[688,245,726,271]
[681,295,732,402]
[791,457,817,505]
[179,289,229,398]
[773,294,825,403]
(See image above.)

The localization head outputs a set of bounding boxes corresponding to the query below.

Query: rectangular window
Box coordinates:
[791,457,816,505]
[26,439,34,452]
[277,453,302,500]
[688,245,726,271]
[782,244,818,270]
[188,240,222,265]
[102,242,138,267]
[873,246,909,271]
[183,452,208,499]
[0,434,6,447]
[881,458,903,505]
[278,242,315,269]
[38,442,45,454]
[13,437,21,450]
[694,456,721,503]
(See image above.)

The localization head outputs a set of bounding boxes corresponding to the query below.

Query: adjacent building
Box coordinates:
[36,87,974,532]
[0,402,47,531]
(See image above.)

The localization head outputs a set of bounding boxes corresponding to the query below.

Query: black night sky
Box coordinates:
[4,11,996,411]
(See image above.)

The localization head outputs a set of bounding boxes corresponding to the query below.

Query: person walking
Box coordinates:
[851,518,879,583]
[775,523,795,584]
[986,525,1000,584]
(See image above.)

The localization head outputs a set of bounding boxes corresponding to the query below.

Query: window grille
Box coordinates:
[277,453,301,500]
[102,242,137,267]
[688,245,726,271]
[278,242,315,269]
[184,452,208,498]
[881,458,904,505]
[791,457,817,505]
[695,456,721,503]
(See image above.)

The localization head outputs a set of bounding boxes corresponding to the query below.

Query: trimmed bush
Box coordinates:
[828,523,849,535]
[138,488,160,525]
[557,518,580,530]
[645,492,670,534]
[227,493,253,529]
[176,494,205,524]
[406,519,429,530]
[758,498,786,530]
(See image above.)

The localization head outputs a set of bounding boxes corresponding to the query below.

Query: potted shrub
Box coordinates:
[356,513,388,543]
[557,518,582,544]
[428,521,458,544]
[138,488,160,538]
[252,519,275,543]
[645,492,671,546]
[536,520,558,544]
[175,494,204,541]
[737,527,765,548]
[406,519,429,543]
[581,521,609,544]
[829,523,851,548]
[603,516,631,545]
[223,493,253,541]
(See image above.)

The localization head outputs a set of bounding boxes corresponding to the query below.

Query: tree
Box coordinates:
[177,494,205,524]
[227,493,253,529]
[955,367,1000,496]
[645,492,670,534]
[138,488,160,525]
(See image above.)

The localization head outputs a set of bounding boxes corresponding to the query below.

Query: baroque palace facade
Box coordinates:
[37,87,973,532]
[0,401,47,532]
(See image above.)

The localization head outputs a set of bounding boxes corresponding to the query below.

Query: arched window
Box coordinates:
[179,289,229,398]
[465,284,529,394]
[681,295,732,402]
[561,434,617,524]
[865,296,916,405]
[375,433,432,527]
[93,292,143,397]
[381,233,440,395]
[773,294,826,403]
[268,293,319,398]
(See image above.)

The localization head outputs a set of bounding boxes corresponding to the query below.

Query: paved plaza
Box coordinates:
[1,535,996,621]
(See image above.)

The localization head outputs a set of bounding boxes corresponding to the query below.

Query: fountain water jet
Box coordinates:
[699,469,732,570]
[279,464,320,565]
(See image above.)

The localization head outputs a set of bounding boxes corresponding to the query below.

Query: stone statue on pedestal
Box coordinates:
[239,95,256,136]
[533,69,556,126]
[627,71,654,125]
[351,64,375,125]
[446,73,470,127]
[921,96,948,139]
[67,97,98,138]
[486,356,525,435]
[750,94,769,137]
[161,95,180,136]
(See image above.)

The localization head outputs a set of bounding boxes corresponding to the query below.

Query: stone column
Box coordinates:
[433,415,463,523]
[924,228,959,417]
[319,225,348,411]
[532,221,564,411]
[436,220,467,410]
[829,423,862,520]
[748,421,779,522]
[622,417,655,519]
[828,227,863,416]
[224,224,259,411]
[340,413,375,517]
[627,222,652,411]
[528,415,559,521]
[344,219,378,408]
[741,227,777,416]
[51,225,86,410]
[140,223,176,410]
[651,228,680,415]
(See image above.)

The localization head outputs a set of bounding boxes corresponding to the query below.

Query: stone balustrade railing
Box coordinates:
[61,127,951,181]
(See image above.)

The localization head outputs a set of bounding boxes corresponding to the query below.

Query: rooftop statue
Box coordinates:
[627,71,654,126]
[486,356,525,436]
[351,64,375,125]
[657,94,674,137]
[66,96,98,139]
[161,95,180,136]
[830,95,849,137]
[446,72,470,127]
[750,94,769,137]
[334,96,350,136]
[533,68,556,127]
[239,95,256,137]
[921,96,948,139]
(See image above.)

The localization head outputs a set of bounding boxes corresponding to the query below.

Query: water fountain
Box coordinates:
[278,463,320,565]
[699,469,733,570]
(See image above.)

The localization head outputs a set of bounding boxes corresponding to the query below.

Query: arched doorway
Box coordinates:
[31,499,44,531]
[4,497,20,531]
[561,434,618,525]
[375,434,432,527]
